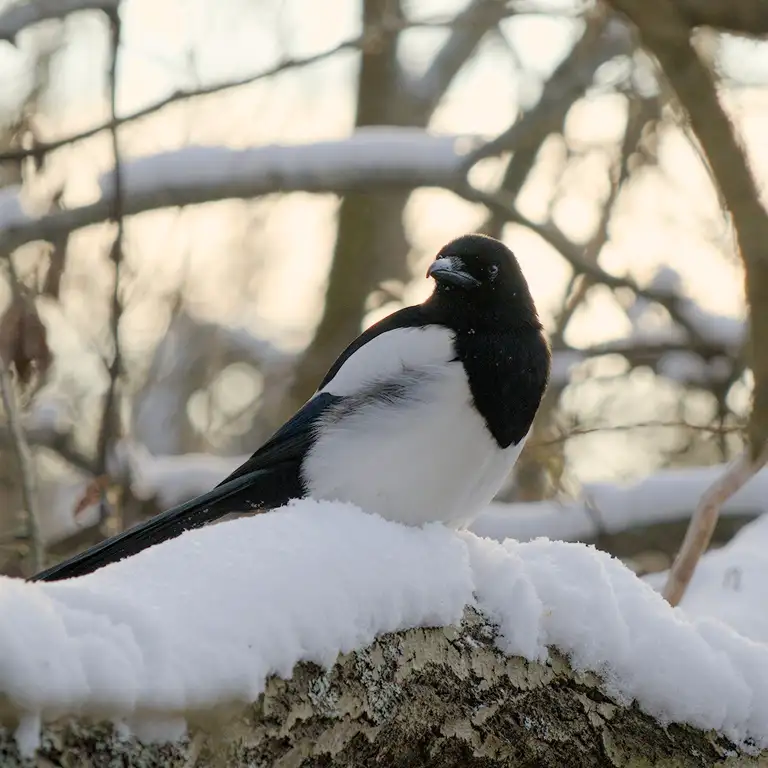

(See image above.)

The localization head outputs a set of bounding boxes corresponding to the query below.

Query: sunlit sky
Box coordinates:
[1,0,767,483]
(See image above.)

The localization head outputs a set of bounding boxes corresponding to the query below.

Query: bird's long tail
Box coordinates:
[29,469,274,583]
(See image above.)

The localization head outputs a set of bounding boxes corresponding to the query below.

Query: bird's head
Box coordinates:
[426,234,540,329]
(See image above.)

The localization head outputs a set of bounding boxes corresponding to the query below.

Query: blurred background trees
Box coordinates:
[0,0,766,578]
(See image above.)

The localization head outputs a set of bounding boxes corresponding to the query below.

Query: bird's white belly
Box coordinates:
[302,364,525,528]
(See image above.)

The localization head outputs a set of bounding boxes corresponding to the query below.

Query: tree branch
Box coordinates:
[408,0,512,117]
[464,12,633,168]
[0,37,363,164]
[93,6,124,523]
[607,0,768,455]
[0,131,473,250]
[663,446,768,606]
[675,0,768,36]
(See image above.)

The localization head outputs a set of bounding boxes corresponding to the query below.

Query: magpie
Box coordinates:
[31,234,550,582]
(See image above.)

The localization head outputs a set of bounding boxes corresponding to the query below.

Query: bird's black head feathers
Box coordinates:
[426,234,540,331]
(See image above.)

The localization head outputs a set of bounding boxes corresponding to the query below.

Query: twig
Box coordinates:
[0,37,361,164]
[662,446,768,606]
[94,7,124,511]
[0,7,498,166]
[532,419,743,448]
[461,11,632,169]
[0,355,44,572]
[460,182,705,339]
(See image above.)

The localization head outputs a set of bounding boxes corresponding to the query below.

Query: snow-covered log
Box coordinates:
[2,502,768,766]
[0,607,762,768]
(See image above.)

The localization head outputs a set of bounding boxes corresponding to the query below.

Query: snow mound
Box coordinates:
[2,500,768,754]
[645,513,768,644]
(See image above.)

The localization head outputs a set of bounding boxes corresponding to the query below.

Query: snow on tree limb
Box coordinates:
[3,502,768,764]
[0,0,119,43]
[473,462,768,544]
[0,129,478,252]
[0,609,762,767]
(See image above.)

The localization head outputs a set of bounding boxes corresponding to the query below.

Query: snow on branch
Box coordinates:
[472,462,768,544]
[54,439,765,548]
[0,129,478,252]
[0,0,118,43]
[2,500,768,764]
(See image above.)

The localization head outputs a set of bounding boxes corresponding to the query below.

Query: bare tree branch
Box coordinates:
[0,0,119,43]
[675,0,768,36]
[0,37,363,164]
[464,13,633,168]
[607,0,768,457]
[408,0,513,116]
[663,446,768,606]
[94,6,124,521]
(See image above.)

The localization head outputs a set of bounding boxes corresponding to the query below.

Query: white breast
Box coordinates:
[302,327,526,528]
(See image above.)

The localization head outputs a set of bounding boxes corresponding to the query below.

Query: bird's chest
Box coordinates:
[301,364,523,527]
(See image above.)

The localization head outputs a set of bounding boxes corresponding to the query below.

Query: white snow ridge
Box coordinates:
[1,499,768,755]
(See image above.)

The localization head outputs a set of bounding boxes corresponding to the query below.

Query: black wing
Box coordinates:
[30,393,342,582]
[216,391,342,486]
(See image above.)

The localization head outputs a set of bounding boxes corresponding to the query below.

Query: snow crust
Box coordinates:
[2,500,768,755]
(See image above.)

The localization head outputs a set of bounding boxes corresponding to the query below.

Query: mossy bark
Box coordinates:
[1,609,765,767]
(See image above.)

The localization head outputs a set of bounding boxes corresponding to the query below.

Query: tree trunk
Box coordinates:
[1,608,762,767]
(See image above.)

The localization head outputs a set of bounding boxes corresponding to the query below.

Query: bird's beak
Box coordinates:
[427,258,481,289]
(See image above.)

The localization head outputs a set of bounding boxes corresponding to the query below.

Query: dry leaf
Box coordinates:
[73,475,112,519]
[0,294,52,385]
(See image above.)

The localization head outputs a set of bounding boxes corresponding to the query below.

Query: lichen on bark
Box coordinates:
[1,608,765,767]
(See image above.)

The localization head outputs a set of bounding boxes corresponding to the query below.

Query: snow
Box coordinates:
[3,500,768,755]
[464,532,768,743]
[645,513,768,645]
[0,501,472,754]
[98,128,478,201]
[471,463,768,543]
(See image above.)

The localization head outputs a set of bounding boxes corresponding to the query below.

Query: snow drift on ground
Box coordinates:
[2,500,768,755]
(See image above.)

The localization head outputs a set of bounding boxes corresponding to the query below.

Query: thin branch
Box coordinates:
[462,13,634,168]
[460,182,705,337]
[0,355,44,572]
[94,8,124,508]
[0,7,506,166]
[0,36,362,164]
[0,0,119,43]
[662,446,768,607]
[408,0,513,116]
[533,419,742,448]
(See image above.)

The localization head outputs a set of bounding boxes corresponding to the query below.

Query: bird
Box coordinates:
[31,234,550,582]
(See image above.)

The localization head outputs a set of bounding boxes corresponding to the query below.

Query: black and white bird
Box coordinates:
[31,234,550,582]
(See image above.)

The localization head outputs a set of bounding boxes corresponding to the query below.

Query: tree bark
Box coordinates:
[1,608,763,767]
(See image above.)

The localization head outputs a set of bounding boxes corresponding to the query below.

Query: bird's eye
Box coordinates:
[489,265,499,280]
